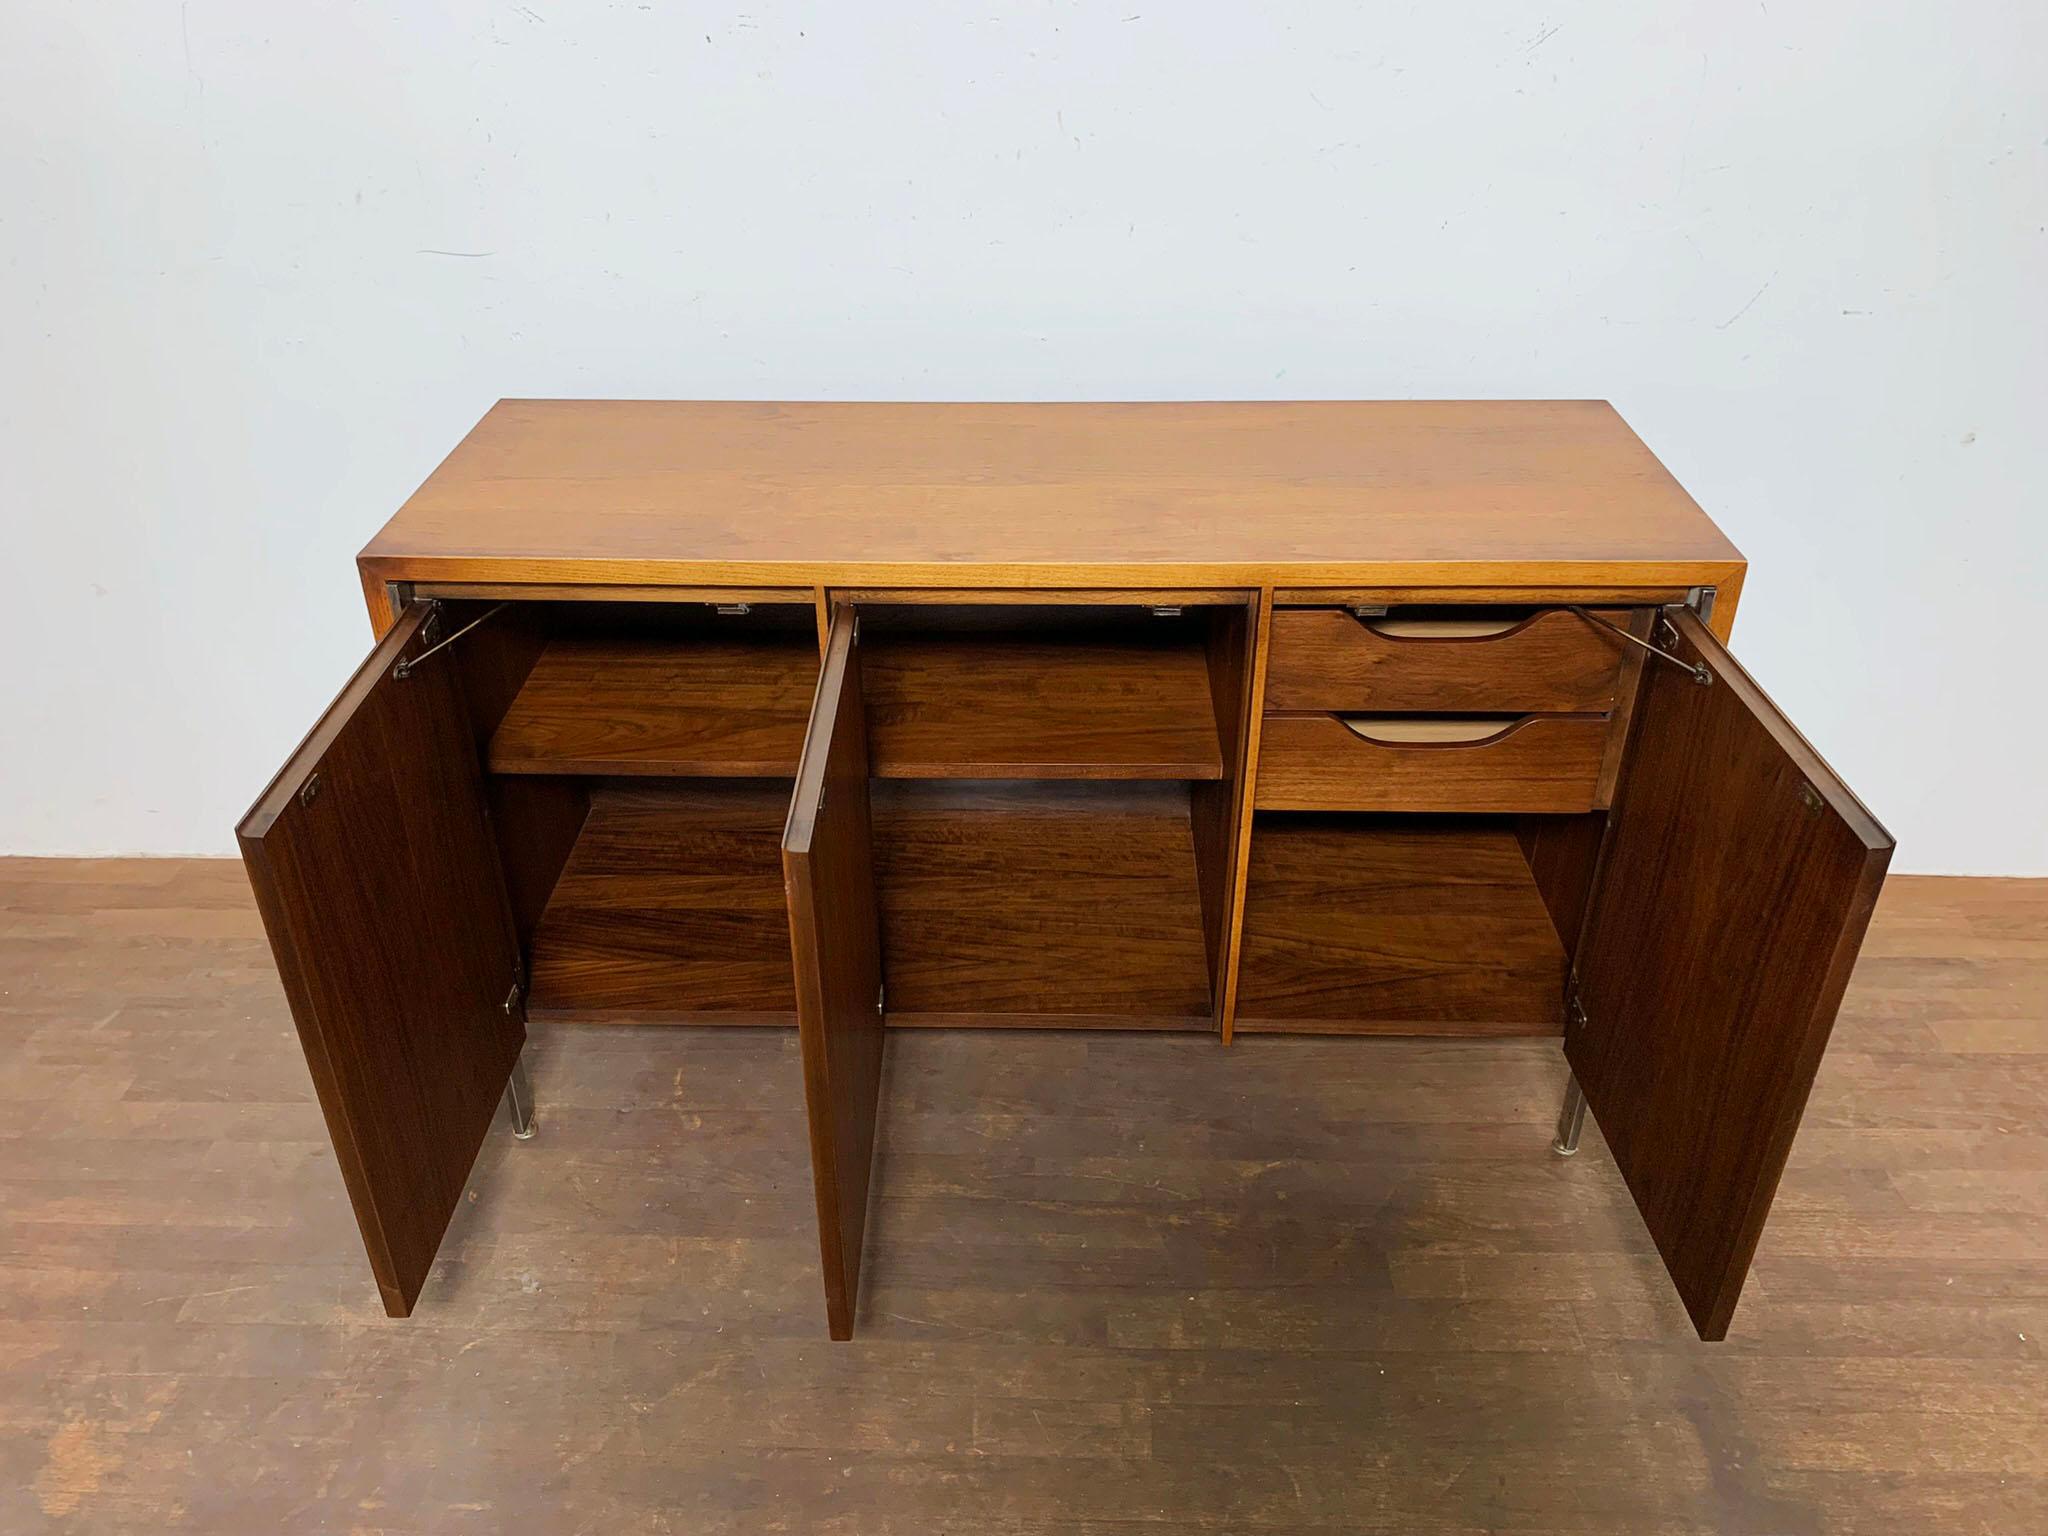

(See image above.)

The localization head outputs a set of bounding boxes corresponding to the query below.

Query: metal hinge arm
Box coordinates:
[393,601,509,680]
[1566,606,1711,687]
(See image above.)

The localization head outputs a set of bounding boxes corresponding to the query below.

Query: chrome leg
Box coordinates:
[505,1054,536,1140]
[1552,1073,1586,1156]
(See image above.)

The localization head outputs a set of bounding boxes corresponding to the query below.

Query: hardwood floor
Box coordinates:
[2,859,2043,1533]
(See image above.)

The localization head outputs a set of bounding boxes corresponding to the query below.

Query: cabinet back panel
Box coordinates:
[872,780,1213,1027]
[525,782,797,1023]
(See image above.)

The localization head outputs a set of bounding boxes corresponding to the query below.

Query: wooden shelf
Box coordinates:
[526,784,795,1023]
[489,636,818,777]
[864,635,1224,780]
[1234,815,1567,1035]
[873,781,1213,1027]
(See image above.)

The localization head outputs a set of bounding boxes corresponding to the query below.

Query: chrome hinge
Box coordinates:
[504,977,524,1017]
[876,982,886,1018]
[1351,605,1389,619]
[1149,605,1183,618]
[713,602,752,616]
[1685,585,1718,624]
[1568,995,1588,1032]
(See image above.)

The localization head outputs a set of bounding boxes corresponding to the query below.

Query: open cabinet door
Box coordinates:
[238,603,525,1318]
[1569,608,1893,1339]
[783,608,886,1339]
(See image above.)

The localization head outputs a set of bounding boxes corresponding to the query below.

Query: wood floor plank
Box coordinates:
[0,859,2043,1532]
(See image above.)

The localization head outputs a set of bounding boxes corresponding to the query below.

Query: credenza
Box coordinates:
[238,400,1893,1340]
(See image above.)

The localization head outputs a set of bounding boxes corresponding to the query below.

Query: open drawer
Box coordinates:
[1255,713,1611,813]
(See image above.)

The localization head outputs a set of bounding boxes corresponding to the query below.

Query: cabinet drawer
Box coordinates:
[1254,714,1609,813]
[1264,608,1631,714]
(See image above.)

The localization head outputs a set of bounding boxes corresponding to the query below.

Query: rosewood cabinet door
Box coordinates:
[782,608,886,1340]
[1570,608,1893,1339]
[237,604,525,1318]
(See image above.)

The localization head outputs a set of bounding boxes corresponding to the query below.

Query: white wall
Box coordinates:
[2,3,2042,871]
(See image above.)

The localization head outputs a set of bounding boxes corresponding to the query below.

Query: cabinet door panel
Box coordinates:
[783,608,885,1340]
[237,604,524,1317]
[1570,609,1891,1339]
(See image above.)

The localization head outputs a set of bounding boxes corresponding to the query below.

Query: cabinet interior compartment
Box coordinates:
[524,781,797,1023]
[439,595,1252,1030]
[437,598,817,1025]
[485,601,821,777]
[874,780,1215,1029]
[1234,811,1604,1035]
[857,603,1229,780]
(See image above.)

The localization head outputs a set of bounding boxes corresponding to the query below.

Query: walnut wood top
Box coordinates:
[361,400,1743,592]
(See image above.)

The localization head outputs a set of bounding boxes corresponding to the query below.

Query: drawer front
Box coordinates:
[1254,714,1610,813]
[1264,608,1632,714]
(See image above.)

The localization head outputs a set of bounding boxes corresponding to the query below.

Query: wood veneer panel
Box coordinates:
[1569,609,1894,1341]
[784,612,887,1340]
[361,400,1744,591]
[1235,816,1568,1034]
[1190,600,1258,1015]
[873,781,1213,1026]
[1516,812,1606,958]
[488,636,819,777]
[439,602,589,944]
[236,605,524,1317]
[525,783,796,1022]
[863,634,1224,780]
[1264,607,1631,713]
[1255,713,1610,813]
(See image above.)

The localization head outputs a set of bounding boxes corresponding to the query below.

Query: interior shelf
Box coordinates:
[489,635,819,777]
[1234,814,1568,1035]
[873,781,1214,1027]
[863,634,1224,780]
[526,783,796,1023]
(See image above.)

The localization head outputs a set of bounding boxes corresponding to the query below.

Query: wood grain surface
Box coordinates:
[863,632,1225,780]
[1570,610,1895,1340]
[358,400,1745,594]
[1,859,2043,1530]
[524,783,797,1024]
[872,781,1213,1026]
[783,611,887,1339]
[488,635,819,777]
[1264,606,1631,713]
[1235,816,1570,1033]
[234,605,525,1318]
[1255,712,1611,813]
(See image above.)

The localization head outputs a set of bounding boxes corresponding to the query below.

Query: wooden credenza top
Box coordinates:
[360,399,1744,592]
